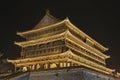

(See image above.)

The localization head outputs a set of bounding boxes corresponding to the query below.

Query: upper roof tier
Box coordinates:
[17,11,108,52]
[33,10,61,29]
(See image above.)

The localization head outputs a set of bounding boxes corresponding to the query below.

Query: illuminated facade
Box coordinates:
[7,11,114,76]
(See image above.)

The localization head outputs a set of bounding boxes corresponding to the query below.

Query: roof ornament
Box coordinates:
[46,9,50,15]
[65,17,69,21]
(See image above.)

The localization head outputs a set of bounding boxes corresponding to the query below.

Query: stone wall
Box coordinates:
[29,68,118,80]
[7,68,119,80]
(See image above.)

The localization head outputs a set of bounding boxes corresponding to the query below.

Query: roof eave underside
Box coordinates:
[17,19,65,36]
[16,29,109,59]
[7,50,113,74]
[65,19,108,51]
[17,18,108,52]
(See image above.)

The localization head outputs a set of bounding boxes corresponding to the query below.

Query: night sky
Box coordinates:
[0,0,120,71]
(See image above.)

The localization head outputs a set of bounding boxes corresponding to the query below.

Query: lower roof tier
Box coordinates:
[20,39,105,66]
[7,50,113,75]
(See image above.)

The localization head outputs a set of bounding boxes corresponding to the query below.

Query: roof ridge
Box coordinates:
[33,10,61,29]
[45,10,60,21]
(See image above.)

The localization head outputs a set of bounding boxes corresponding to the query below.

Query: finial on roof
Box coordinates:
[65,17,69,21]
[46,9,50,14]
[66,17,69,20]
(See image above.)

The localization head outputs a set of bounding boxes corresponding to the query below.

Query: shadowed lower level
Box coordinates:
[4,68,118,80]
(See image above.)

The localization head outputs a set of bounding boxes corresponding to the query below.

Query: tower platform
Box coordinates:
[7,68,118,80]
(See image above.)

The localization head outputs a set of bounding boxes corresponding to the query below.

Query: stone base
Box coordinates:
[7,68,119,80]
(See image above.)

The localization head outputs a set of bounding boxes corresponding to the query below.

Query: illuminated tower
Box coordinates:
[8,11,113,75]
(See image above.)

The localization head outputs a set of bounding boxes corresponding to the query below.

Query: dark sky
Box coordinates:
[0,0,120,71]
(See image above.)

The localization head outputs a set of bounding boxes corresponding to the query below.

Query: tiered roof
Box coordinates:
[11,11,113,75]
[17,17,108,52]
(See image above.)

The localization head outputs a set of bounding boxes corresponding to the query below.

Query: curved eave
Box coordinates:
[17,18,108,52]
[14,41,22,47]
[64,18,108,52]
[7,50,70,63]
[14,30,68,47]
[66,30,109,59]
[17,19,67,36]
[68,50,114,74]
[7,50,113,75]
[17,32,23,37]
[106,55,110,59]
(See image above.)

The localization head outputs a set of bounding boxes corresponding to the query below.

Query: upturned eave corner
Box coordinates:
[17,31,21,36]
[98,44,109,52]
[105,47,109,51]
[14,41,22,47]
[65,19,109,53]
[106,55,110,59]
[65,17,70,21]
[17,31,24,37]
